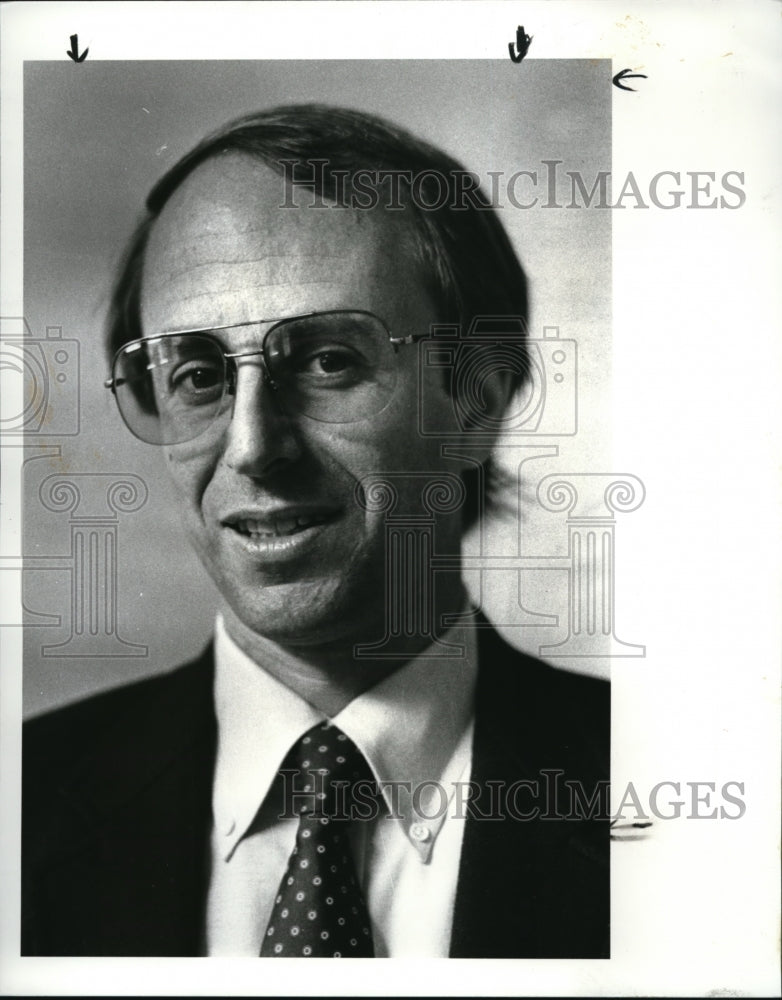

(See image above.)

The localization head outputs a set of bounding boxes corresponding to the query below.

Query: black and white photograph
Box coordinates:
[0,1,779,996]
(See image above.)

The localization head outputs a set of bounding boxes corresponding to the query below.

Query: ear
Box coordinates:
[453,363,516,463]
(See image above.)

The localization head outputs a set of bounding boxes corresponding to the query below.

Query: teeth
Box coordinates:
[233,514,328,537]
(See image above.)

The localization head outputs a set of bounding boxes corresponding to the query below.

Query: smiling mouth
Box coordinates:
[226,513,335,539]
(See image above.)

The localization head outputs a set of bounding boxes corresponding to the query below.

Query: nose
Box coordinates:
[221,361,301,478]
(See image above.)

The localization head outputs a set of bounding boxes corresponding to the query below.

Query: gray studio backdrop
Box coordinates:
[22,60,611,717]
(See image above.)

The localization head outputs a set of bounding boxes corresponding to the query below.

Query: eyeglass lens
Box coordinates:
[112,312,400,444]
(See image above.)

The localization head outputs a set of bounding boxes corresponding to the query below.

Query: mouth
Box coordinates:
[222,509,340,540]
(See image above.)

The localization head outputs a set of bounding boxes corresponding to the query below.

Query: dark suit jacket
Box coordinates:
[22,625,609,958]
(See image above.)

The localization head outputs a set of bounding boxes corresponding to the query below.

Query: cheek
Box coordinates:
[301,424,397,486]
[325,375,451,473]
[333,428,457,526]
[317,428,419,494]
[163,447,215,519]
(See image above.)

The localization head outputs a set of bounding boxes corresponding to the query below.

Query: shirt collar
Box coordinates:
[212,614,477,863]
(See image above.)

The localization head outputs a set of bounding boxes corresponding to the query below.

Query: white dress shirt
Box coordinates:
[205,614,477,957]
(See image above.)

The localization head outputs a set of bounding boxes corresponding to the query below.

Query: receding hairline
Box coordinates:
[138,148,452,332]
[106,102,528,385]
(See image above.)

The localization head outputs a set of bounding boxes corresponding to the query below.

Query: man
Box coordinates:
[22,105,609,958]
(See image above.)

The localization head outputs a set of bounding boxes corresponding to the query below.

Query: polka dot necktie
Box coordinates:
[260,722,376,958]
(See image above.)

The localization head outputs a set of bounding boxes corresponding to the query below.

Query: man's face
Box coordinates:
[140,154,467,649]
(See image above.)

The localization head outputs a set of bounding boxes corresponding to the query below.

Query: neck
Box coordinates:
[221,585,468,717]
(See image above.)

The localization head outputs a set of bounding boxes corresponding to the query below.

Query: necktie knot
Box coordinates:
[285,722,376,820]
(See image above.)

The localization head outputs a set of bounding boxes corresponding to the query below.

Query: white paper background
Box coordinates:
[1,1,780,996]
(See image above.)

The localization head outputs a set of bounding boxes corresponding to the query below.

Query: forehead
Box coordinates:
[140,153,432,335]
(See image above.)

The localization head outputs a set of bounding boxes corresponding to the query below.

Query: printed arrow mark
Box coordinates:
[612,68,647,91]
[66,34,88,63]
[508,25,533,64]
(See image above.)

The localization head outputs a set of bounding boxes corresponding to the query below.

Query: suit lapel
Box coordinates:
[28,630,607,957]
[450,627,610,958]
[41,649,217,956]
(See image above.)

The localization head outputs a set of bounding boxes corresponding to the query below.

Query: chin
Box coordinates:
[227,579,383,650]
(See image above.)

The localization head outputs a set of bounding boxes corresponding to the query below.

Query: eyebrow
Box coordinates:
[158,314,318,336]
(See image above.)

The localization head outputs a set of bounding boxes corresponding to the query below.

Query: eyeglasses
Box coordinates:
[105,310,424,445]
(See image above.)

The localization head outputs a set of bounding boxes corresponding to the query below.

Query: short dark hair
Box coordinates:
[106,104,530,526]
